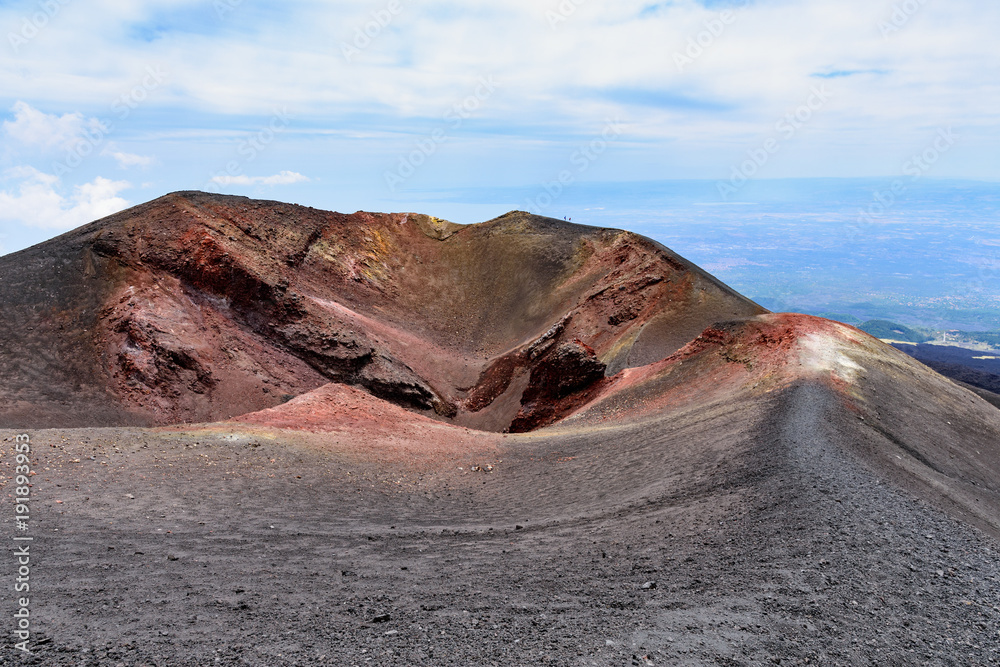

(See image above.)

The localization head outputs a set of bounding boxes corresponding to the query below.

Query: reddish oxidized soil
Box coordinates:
[213,382,504,464]
[563,313,854,427]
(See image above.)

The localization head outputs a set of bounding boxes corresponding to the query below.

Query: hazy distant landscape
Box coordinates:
[407,178,1000,335]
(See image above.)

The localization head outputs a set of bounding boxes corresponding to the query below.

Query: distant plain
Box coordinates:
[404,178,1000,333]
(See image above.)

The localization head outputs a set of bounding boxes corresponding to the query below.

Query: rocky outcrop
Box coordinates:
[509,341,608,432]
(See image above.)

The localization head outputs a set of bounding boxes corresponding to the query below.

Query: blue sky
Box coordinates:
[1,0,998,254]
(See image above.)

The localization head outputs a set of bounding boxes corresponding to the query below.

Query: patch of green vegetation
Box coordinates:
[966,331,1000,347]
[858,320,934,343]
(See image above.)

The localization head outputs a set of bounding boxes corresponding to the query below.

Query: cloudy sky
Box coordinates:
[1,0,998,254]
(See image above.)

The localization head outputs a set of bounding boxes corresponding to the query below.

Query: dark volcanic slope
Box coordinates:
[892,342,1000,395]
[2,193,1000,665]
[0,191,762,430]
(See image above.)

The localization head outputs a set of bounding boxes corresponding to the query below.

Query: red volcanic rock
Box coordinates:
[509,340,608,432]
[0,191,763,430]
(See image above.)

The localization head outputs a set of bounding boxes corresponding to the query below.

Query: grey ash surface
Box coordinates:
[2,384,999,666]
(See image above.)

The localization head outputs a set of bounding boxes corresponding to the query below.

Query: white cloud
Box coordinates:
[1,101,106,153]
[102,148,155,168]
[210,170,311,186]
[0,0,997,191]
[2,2,998,132]
[0,167,131,230]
